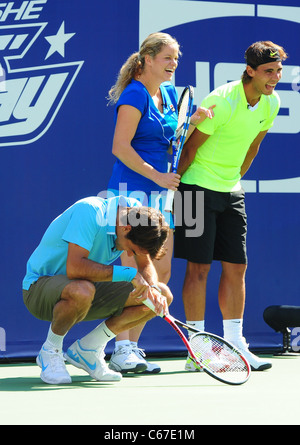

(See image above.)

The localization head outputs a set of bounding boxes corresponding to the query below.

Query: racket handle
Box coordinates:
[164,189,175,212]
[143,297,164,318]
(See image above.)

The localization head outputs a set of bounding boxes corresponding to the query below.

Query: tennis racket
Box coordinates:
[144,298,251,385]
[164,85,194,212]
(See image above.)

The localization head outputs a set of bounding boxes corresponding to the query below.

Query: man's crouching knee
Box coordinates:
[159,282,173,307]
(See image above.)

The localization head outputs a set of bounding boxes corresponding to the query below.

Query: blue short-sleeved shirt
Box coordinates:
[22,196,141,290]
[108,80,178,195]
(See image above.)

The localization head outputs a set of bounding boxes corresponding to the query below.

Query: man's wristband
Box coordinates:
[112,266,137,282]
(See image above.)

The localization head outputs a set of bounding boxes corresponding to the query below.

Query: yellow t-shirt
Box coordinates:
[181,80,280,192]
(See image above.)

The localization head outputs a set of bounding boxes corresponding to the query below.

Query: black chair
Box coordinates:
[263,305,300,353]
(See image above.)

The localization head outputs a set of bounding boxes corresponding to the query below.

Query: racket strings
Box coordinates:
[190,334,249,383]
[172,93,190,159]
[170,87,193,171]
[177,93,190,131]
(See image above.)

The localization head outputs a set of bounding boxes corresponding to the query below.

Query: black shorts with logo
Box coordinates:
[174,182,248,264]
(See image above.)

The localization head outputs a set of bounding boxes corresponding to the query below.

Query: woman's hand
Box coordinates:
[153,171,180,190]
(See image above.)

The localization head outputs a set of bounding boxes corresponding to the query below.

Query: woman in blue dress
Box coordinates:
[107,32,214,373]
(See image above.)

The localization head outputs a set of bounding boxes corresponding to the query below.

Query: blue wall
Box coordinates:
[0,0,299,359]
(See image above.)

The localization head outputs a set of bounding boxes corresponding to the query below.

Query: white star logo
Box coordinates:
[45,21,75,60]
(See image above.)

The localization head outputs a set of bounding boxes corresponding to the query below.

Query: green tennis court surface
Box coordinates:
[0,354,299,426]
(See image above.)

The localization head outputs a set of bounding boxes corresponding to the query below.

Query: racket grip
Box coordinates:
[164,189,175,212]
[143,297,164,318]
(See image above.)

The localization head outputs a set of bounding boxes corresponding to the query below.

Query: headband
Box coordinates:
[247,48,282,68]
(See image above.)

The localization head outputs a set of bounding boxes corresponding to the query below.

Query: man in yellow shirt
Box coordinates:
[174,41,288,371]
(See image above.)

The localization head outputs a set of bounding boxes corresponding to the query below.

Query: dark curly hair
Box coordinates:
[119,206,169,260]
[242,41,288,84]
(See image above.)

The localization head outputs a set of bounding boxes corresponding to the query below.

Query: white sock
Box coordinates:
[186,320,205,337]
[44,325,65,352]
[223,319,244,344]
[79,321,116,350]
[114,340,131,351]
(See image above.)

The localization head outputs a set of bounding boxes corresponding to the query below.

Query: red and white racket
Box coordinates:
[144,298,251,385]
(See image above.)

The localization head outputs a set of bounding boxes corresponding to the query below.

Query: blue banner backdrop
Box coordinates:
[0,0,299,359]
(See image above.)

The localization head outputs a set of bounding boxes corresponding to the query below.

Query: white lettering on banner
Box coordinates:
[139,0,254,44]
[0,73,68,137]
[0,327,5,351]
[291,66,300,93]
[0,18,84,146]
[139,0,300,193]
[0,1,47,21]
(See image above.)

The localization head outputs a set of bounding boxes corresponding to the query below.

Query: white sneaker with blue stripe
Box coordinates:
[65,340,122,381]
[36,345,72,384]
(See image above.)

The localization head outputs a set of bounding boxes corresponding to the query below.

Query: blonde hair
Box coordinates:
[107,32,180,104]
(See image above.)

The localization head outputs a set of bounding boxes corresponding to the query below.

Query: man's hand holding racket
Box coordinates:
[130,273,169,316]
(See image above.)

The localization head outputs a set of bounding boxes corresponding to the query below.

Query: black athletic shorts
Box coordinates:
[174,182,248,264]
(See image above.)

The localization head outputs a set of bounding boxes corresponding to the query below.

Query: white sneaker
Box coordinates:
[132,346,161,374]
[232,338,272,371]
[109,344,147,373]
[36,345,72,384]
[65,340,122,381]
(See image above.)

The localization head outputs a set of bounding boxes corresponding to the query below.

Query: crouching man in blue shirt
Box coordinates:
[22,195,172,385]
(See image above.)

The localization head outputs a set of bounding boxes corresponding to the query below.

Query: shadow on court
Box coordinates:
[0,365,188,392]
[0,372,121,391]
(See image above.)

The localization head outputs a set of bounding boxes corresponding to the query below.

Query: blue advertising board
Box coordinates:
[0,0,299,359]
